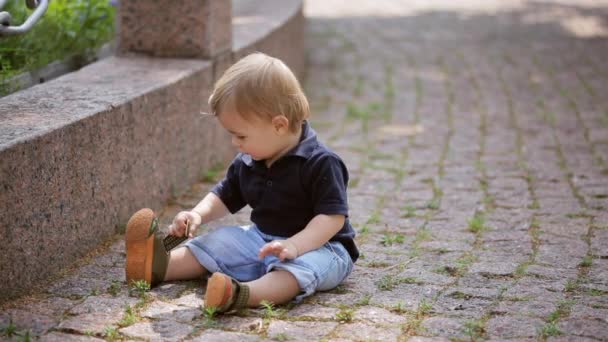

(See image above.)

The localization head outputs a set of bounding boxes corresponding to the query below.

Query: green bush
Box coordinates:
[0,0,115,83]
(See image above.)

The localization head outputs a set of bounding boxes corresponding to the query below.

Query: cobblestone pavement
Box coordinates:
[2,1,608,341]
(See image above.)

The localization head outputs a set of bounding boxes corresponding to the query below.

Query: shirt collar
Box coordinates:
[240,120,317,167]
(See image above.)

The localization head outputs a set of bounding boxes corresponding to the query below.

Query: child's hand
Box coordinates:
[258,240,299,261]
[168,211,202,238]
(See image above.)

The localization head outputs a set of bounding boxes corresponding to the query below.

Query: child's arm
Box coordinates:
[258,214,345,261]
[168,192,230,237]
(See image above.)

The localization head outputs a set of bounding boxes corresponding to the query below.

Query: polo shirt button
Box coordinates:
[266,180,272,186]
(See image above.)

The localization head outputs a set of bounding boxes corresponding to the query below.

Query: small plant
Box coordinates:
[366,212,381,225]
[335,307,354,322]
[365,260,390,268]
[356,294,371,306]
[359,225,370,235]
[414,228,432,242]
[463,319,485,340]
[272,332,291,341]
[539,322,562,337]
[565,279,578,292]
[260,300,284,319]
[376,275,398,291]
[579,255,593,267]
[393,301,407,313]
[201,306,219,328]
[417,299,432,315]
[1,319,17,337]
[381,234,404,246]
[401,205,417,218]
[426,199,440,210]
[117,305,137,327]
[468,212,487,234]
[103,326,119,341]
[331,284,348,294]
[107,279,121,296]
[203,306,218,319]
[129,280,151,298]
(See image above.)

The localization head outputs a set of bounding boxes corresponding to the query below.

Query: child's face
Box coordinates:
[217,107,294,162]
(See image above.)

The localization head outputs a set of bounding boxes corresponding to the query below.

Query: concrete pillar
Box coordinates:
[118,0,232,58]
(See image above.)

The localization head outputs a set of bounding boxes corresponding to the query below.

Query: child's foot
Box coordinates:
[125,208,169,287]
[204,272,250,313]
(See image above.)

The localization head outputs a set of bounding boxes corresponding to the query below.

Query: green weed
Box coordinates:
[129,280,150,298]
[463,319,485,341]
[103,326,119,341]
[335,307,354,322]
[117,305,137,327]
[381,234,404,246]
[1,319,17,337]
[468,212,488,234]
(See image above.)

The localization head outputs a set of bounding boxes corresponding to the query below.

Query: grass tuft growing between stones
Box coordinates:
[381,233,405,246]
[335,306,355,323]
[463,319,485,341]
[468,211,488,234]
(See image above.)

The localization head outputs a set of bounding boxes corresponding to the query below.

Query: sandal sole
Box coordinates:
[125,208,155,285]
[205,273,231,309]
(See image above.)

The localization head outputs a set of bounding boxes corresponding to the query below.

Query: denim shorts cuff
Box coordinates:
[267,264,317,303]
[184,243,221,273]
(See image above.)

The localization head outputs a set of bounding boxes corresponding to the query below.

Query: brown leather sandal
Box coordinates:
[125,208,172,287]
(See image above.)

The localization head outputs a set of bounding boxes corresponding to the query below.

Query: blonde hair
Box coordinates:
[209,52,310,132]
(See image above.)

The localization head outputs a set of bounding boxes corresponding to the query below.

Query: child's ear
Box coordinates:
[271,115,290,134]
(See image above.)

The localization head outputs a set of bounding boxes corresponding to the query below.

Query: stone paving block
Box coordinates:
[149,282,191,301]
[333,322,401,341]
[172,291,205,308]
[68,295,138,315]
[535,244,586,269]
[547,337,600,342]
[47,275,113,299]
[0,296,77,329]
[569,304,608,323]
[214,315,264,334]
[503,277,566,301]
[408,337,451,342]
[591,229,608,257]
[469,260,520,277]
[119,320,194,341]
[432,294,493,319]
[39,332,105,341]
[370,284,440,309]
[397,268,454,286]
[286,303,340,320]
[486,315,545,339]
[354,306,407,325]
[493,300,557,318]
[187,329,264,342]
[0,309,58,336]
[141,301,202,323]
[419,239,472,252]
[524,265,578,280]
[266,320,338,341]
[557,318,608,341]
[57,312,120,335]
[421,316,469,340]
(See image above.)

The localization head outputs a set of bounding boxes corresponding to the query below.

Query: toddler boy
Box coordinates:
[125,52,358,312]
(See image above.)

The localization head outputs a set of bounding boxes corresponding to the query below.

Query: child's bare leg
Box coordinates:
[164,247,208,281]
[245,270,300,306]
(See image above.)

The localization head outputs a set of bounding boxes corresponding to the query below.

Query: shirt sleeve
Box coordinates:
[308,153,350,217]
[210,157,246,214]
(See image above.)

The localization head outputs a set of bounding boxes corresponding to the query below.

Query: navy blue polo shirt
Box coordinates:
[211,121,359,262]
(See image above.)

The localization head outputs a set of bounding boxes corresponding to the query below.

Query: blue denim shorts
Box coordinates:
[184,224,354,302]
